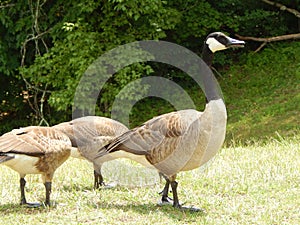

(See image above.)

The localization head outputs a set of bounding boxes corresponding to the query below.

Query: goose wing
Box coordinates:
[101,110,198,157]
[0,126,71,156]
[76,116,129,136]
[53,116,129,147]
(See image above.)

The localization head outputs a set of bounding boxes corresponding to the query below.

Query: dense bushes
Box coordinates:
[0,0,299,139]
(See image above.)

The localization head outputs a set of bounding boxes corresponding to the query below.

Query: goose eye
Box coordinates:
[217,36,227,45]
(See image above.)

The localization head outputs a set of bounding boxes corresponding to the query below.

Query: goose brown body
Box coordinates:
[0,126,72,206]
[104,101,226,176]
[53,116,152,188]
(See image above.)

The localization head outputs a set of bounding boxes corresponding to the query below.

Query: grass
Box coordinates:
[0,134,299,224]
[222,42,300,144]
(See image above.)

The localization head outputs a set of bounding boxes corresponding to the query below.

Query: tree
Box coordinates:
[0,0,298,133]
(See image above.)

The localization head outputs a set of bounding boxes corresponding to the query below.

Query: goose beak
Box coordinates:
[226,37,245,48]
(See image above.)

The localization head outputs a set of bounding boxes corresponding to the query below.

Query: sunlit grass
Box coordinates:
[0,135,299,224]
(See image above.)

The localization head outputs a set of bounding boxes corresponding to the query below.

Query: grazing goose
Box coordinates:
[0,126,72,206]
[100,32,245,210]
[53,116,152,188]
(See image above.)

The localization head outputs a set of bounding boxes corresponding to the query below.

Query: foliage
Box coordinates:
[0,75,32,134]
[19,0,180,120]
[0,0,299,141]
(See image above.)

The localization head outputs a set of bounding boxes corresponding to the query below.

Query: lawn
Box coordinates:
[0,134,299,225]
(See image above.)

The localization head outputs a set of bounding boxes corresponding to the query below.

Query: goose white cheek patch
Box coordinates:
[206,37,226,53]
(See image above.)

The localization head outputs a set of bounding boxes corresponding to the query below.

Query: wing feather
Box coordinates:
[53,116,129,147]
[0,126,71,156]
[101,111,191,157]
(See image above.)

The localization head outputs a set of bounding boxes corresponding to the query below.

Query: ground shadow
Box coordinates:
[0,202,53,214]
[0,200,206,220]
[94,200,207,218]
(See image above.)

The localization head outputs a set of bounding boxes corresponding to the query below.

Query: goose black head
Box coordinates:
[205,32,245,53]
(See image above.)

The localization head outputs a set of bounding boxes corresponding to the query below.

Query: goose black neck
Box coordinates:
[201,43,221,103]
[201,44,214,68]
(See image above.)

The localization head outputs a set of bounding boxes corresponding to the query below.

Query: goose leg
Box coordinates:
[170,180,202,212]
[20,178,27,205]
[20,177,41,207]
[157,173,173,205]
[161,179,170,201]
[44,182,51,206]
[159,178,173,205]
[94,170,105,189]
[170,180,180,208]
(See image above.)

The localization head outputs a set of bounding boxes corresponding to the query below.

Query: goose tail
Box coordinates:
[95,130,149,159]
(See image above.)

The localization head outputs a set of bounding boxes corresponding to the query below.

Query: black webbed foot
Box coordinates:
[21,202,42,208]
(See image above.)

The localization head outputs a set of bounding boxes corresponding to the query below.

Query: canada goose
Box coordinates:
[0,126,72,206]
[53,116,152,188]
[99,32,245,210]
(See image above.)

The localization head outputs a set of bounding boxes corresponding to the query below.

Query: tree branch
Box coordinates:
[236,33,300,52]
[20,30,52,94]
[0,3,15,9]
[261,0,300,18]
[20,0,52,126]
[254,42,267,53]
[236,33,300,42]
[20,29,51,66]
[38,84,50,126]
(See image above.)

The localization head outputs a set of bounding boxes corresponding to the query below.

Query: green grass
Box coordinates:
[0,135,299,224]
[221,42,300,144]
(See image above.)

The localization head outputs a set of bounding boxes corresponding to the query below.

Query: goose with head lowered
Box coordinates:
[98,32,245,211]
[53,116,152,188]
[0,126,72,206]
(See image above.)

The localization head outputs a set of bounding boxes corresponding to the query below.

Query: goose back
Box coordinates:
[53,116,128,147]
[53,116,129,160]
[0,126,72,179]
